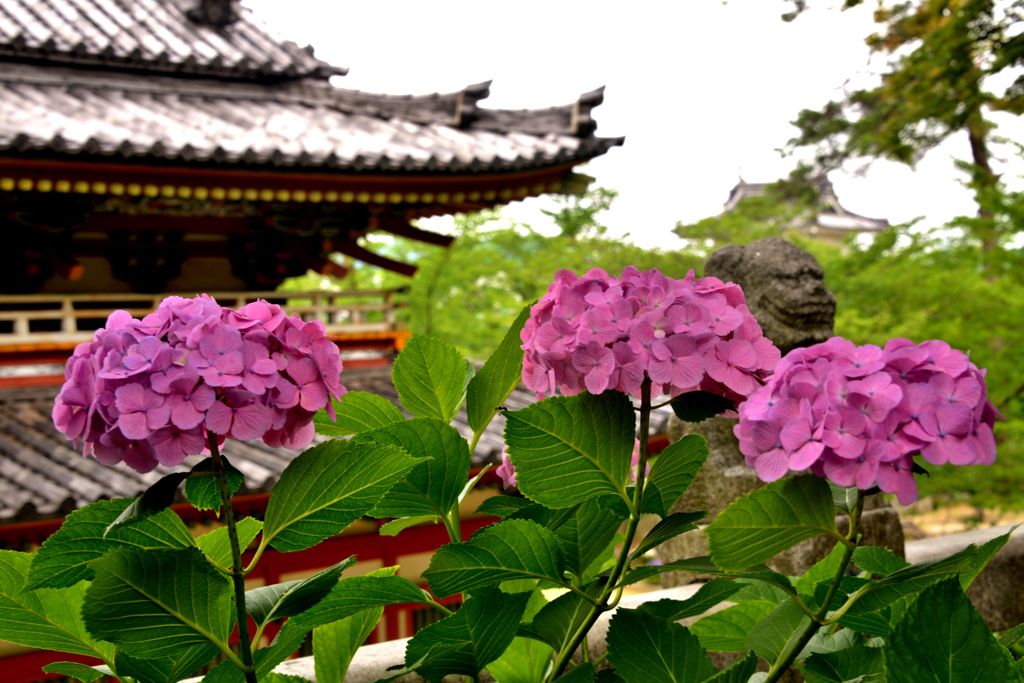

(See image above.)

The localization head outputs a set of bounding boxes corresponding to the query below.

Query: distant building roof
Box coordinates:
[724,176,888,235]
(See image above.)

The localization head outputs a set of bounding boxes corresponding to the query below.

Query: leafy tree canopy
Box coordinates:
[789,0,1024,257]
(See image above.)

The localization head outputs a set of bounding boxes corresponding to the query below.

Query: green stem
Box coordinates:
[443,505,463,544]
[763,489,866,683]
[548,378,654,681]
[208,431,258,683]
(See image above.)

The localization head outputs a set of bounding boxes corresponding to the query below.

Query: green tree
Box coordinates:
[790,0,1024,257]
[540,186,618,239]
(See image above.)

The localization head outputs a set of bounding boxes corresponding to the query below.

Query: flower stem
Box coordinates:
[207,431,258,683]
[763,489,865,683]
[548,378,654,681]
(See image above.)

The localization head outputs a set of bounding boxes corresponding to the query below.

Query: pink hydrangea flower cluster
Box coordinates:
[521,267,780,403]
[736,337,1000,504]
[52,295,346,474]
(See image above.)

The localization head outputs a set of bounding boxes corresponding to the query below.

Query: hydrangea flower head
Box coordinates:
[52,296,346,473]
[736,337,999,504]
[521,267,779,405]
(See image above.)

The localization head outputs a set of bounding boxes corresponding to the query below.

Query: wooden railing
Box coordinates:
[0,290,403,348]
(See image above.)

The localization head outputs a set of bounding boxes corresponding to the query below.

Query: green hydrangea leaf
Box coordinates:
[606,608,718,683]
[40,662,106,683]
[0,551,115,660]
[195,517,263,569]
[184,457,244,511]
[553,499,623,578]
[422,519,566,599]
[392,334,473,423]
[82,547,233,657]
[475,495,533,518]
[796,541,850,598]
[486,636,554,683]
[883,578,1021,683]
[852,545,909,578]
[379,515,438,536]
[707,475,845,571]
[466,302,532,436]
[313,569,395,683]
[263,439,426,552]
[621,557,795,601]
[708,652,758,683]
[628,510,706,563]
[554,663,596,682]
[114,644,221,683]
[804,645,884,683]
[253,570,428,676]
[691,600,777,652]
[745,598,811,664]
[518,582,603,653]
[405,586,531,682]
[244,556,356,629]
[314,391,405,437]
[841,543,982,621]
[641,434,709,517]
[360,418,470,519]
[504,391,635,509]
[106,472,190,533]
[638,578,744,622]
[26,499,194,590]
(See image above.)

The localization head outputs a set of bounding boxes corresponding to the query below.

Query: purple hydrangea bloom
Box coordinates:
[52,295,347,473]
[521,267,779,406]
[736,337,1000,504]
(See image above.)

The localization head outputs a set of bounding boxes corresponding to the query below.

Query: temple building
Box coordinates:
[0,0,621,356]
[723,176,888,244]
[0,1,624,680]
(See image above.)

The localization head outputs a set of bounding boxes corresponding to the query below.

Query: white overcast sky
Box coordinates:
[244,0,1023,248]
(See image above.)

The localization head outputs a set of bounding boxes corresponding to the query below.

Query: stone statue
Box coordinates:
[659,238,904,585]
[705,237,835,356]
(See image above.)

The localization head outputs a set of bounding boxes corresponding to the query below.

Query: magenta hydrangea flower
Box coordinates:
[521,267,779,405]
[52,295,347,473]
[736,337,1001,504]
[497,448,518,489]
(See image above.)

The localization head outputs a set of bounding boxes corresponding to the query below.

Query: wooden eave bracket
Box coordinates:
[332,240,418,277]
[370,215,454,248]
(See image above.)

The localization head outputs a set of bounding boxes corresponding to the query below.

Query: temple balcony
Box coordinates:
[0,289,409,386]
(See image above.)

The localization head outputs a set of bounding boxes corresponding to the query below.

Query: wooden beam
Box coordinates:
[87,214,248,233]
[331,241,418,277]
[371,215,455,247]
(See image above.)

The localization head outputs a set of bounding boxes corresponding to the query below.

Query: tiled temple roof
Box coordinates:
[0,367,673,523]
[0,0,344,80]
[0,64,620,172]
[0,1,622,174]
